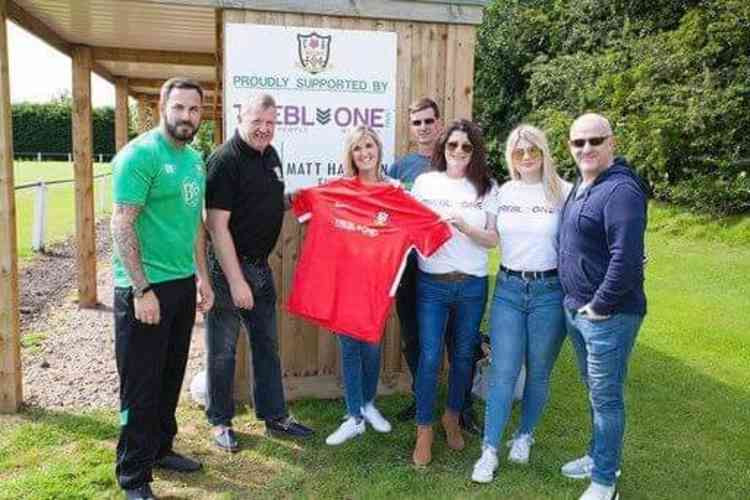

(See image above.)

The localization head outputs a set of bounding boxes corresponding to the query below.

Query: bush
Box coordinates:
[474,0,750,215]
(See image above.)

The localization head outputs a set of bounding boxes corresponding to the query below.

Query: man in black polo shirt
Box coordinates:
[204,93,314,451]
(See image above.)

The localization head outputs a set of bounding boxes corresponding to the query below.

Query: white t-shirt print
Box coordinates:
[411,171,499,277]
[495,180,572,272]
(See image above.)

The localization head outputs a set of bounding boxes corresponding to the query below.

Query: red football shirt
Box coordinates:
[287,177,451,343]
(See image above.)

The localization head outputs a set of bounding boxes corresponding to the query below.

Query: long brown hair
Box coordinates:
[431,119,493,197]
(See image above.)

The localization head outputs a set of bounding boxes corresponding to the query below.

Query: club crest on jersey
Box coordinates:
[182,180,201,208]
[374,211,390,226]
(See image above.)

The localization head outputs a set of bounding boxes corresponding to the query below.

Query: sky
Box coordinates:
[7,21,115,107]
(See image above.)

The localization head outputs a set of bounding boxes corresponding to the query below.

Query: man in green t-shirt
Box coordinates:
[110,77,213,500]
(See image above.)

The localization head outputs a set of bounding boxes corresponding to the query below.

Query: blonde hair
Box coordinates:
[505,124,565,207]
[342,125,384,180]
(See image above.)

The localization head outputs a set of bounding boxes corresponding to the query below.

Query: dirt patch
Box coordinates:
[20,219,207,410]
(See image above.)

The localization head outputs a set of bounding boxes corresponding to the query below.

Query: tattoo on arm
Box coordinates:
[111,203,148,289]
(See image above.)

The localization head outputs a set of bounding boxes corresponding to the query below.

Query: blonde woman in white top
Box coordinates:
[472,124,572,483]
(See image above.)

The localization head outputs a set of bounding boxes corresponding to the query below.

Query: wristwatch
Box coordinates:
[133,284,152,298]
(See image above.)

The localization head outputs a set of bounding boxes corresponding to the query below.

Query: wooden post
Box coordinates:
[136,97,149,134]
[0,0,22,413]
[213,8,224,145]
[72,45,97,308]
[115,77,129,151]
[149,101,160,127]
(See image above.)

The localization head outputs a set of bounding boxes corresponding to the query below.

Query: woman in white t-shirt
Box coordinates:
[472,124,572,483]
[410,119,499,466]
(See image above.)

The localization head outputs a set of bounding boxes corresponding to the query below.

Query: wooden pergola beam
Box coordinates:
[92,46,214,66]
[0,0,22,413]
[128,77,215,91]
[71,45,97,308]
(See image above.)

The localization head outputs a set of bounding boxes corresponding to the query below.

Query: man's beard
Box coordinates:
[165,119,198,142]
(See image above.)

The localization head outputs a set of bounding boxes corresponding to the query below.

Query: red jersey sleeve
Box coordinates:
[291,188,314,222]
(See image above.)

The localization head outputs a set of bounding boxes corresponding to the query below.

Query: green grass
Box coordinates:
[13,161,112,259]
[1,204,749,499]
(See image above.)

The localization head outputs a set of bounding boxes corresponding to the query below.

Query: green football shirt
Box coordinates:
[111,128,205,288]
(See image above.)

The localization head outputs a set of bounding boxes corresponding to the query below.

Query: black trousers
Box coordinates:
[395,254,483,412]
[114,276,196,490]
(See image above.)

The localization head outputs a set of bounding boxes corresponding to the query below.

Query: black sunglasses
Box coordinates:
[411,118,436,126]
[446,141,474,154]
[569,136,610,148]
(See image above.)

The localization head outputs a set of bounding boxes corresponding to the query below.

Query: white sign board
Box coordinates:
[224,24,398,192]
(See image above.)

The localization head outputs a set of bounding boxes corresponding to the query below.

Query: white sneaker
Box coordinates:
[561,454,622,480]
[579,481,619,500]
[471,446,499,483]
[507,433,534,464]
[361,402,392,433]
[325,416,365,445]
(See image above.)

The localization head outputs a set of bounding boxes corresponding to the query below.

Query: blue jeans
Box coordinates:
[338,335,382,419]
[483,272,566,449]
[205,255,287,426]
[415,271,487,425]
[566,309,644,486]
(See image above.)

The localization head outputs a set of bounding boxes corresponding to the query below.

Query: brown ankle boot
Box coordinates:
[441,411,465,450]
[413,425,433,466]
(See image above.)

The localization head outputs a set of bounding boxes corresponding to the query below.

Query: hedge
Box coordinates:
[12,101,116,155]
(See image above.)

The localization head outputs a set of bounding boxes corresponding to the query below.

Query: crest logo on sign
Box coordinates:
[297,32,332,74]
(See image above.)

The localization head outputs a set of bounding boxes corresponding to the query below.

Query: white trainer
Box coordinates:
[579,481,619,500]
[325,416,365,446]
[507,433,534,464]
[361,402,392,433]
[561,454,621,480]
[471,446,499,483]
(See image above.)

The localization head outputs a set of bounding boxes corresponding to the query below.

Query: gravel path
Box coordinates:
[20,219,207,410]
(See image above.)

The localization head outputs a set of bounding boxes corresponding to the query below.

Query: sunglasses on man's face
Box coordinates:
[446,141,474,154]
[569,136,610,149]
[511,146,542,163]
[411,118,436,127]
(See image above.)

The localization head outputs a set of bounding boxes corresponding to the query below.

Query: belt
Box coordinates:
[500,266,557,280]
[426,271,473,283]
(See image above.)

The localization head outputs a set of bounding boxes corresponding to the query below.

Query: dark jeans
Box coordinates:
[338,334,382,418]
[114,276,196,490]
[415,271,487,425]
[395,254,481,412]
[205,255,287,426]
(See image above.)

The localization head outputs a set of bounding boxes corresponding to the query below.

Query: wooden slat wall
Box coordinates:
[226,9,477,400]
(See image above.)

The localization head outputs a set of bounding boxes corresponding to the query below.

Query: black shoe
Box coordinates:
[396,400,417,422]
[459,410,481,436]
[124,484,156,500]
[265,415,315,438]
[213,426,239,453]
[154,451,202,473]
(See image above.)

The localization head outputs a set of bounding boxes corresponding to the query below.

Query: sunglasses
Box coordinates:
[411,118,436,127]
[569,136,610,148]
[446,141,474,154]
[511,146,542,162]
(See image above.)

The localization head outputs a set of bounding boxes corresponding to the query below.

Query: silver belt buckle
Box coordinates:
[521,270,532,281]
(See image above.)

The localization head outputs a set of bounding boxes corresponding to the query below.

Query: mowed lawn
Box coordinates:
[1,205,748,499]
[13,161,112,259]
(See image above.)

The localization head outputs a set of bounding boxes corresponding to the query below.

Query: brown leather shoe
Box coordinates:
[441,411,465,450]
[412,425,433,466]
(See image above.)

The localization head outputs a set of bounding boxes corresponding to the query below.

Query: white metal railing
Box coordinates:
[14,173,112,253]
